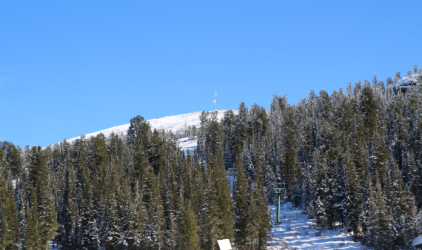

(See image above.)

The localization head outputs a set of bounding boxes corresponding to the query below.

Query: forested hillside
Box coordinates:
[1,65,422,250]
[0,115,270,250]
[198,65,422,249]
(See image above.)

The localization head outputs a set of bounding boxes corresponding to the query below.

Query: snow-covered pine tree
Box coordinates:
[343,142,361,238]
[28,146,59,249]
[233,149,250,248]
[254,153,271,250]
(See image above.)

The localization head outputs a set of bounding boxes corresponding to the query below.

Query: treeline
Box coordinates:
[0,115,271,249]
[197,65,422,249]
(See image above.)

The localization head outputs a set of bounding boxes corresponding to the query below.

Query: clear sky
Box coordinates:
[1,1,421,148]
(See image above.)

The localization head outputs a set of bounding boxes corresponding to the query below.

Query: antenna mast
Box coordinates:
[213,90,218,110]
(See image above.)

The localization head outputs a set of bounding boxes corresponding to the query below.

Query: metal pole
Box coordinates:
[277,194,281,223]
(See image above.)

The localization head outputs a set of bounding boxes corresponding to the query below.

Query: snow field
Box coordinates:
[268,203,365,250]
[178,137,198,153]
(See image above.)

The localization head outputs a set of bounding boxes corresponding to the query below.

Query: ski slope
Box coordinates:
[268,203,364,250]
[179,138,198,153]
[66,110,235,145]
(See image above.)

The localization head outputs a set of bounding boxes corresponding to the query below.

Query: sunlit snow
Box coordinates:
[63,110,236,150]
[268,203,364,250]
[393,73,421,89]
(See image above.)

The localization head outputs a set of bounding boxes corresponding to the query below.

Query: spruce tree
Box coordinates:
[28,146,59,249]
[233,149,250,248]
[22,191,42,250]
[5,175,19,250]
[215,147,234,242]
[373,175,395,249]
[254,154,271,249]
[343,144,361,238]
[177,193,200,250]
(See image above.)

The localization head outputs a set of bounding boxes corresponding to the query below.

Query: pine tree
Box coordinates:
[5,175,19,250]
[177,193,200,250]
[28,146,59,249]
[22,191,42,250]
[101,188,122,249]
[372,175,395,249]
[152,175,165,250]
[254,154,271,249]
[343,143,361,238]
[215,147,234,242]
[246,177,259,248]
[361,81,378,137]
[233,149,250,248]
[281,106,300,193]
[58,164,78,248]
[402,194,420,247]
[0,202,8,249]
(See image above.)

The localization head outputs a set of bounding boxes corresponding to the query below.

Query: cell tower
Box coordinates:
[213,90,218,110]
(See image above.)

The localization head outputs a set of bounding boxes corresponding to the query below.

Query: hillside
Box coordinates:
[66,110,236,145]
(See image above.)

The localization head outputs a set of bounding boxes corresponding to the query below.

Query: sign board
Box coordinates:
[229,172,237,176]
[217,239,232,250]
[273,188,283,194]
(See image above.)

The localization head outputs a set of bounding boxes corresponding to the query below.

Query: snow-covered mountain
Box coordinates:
[66,110,236,144]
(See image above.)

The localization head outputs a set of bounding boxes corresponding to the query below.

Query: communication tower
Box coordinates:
[213,90,218,110]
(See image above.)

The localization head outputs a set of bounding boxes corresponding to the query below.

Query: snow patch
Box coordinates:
[178,137,198,153]
[268,203,364,249]
[393,73,421,89]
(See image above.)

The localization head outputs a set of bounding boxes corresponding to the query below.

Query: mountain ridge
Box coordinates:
[64,110,237,144]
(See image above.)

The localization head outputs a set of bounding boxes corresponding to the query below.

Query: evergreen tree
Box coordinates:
[254,154,271,249]
[177,193,200,250]
[22,191,42,250]
[28,146,59,249]
[233,149,250,248]
[343,143,361,238]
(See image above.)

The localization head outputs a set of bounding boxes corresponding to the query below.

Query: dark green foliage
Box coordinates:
[27,146,59,249]
[343,143,361,238]
[254,158,271,249]
[178,198,200,250]
[361,81,378,136]
[22,191,42,250]
[233,150,250,248]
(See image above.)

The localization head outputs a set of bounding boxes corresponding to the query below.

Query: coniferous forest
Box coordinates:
[1,65,422,250]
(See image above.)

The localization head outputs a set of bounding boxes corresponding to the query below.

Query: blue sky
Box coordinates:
[1,1,421,147]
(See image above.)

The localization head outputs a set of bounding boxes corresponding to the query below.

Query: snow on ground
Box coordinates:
[179,137,198,153]
[66,110,236,145]
[50,242,60,250]
[393,73,421,89]
[268,203,364,250]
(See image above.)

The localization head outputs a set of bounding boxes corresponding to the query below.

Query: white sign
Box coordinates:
[217,239,232,250]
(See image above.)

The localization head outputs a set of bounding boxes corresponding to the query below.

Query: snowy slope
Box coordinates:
[178,138,198,153]
[268,203,365,250]
[393,73,421,90]
[66,110,236,145]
